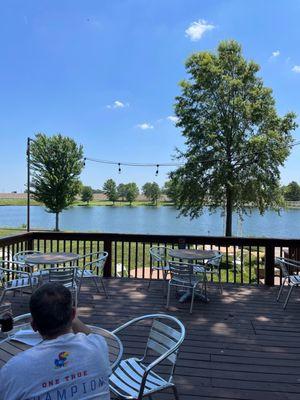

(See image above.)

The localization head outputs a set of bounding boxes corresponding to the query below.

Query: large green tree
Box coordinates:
[142,182,161,205]
[30,133,84,230]
[124,183,139,205]
[103,179,118,204]
[81,185,93,204]
[171,40,297,236]
[117,183,127,201]
[284,181,300,201]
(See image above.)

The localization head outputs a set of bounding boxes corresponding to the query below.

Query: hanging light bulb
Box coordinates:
[118,163,121,174]
[155,164,159,176]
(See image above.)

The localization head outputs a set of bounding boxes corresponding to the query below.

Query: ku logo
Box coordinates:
[54,351,69,368]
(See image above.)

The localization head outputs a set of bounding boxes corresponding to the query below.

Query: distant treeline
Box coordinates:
[80,179,174,205]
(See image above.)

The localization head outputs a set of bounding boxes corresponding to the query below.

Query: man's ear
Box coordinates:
[31,319,38,332]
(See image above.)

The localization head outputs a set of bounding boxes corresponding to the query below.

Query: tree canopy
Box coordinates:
[284,181,300,201]
[81,185,93,204]
[170,40,297,236]
[124,182,139,205]
[117,183,127,201]
[142,182,161,205]
[103,179,118,204]
[30,133,84,230]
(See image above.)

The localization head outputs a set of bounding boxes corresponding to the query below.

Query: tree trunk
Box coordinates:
[225,188,233,237]
[55,212,59,231]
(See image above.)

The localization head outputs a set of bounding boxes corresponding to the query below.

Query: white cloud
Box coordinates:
[185,19,215,41]
[167,116,179,124]
[271,50,280,57]
[106,100,129,109]
[137,123,154,130]
[292,65,300,73]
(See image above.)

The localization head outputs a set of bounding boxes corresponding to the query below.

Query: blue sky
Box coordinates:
[1,0,299,192]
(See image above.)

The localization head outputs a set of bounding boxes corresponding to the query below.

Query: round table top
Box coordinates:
[0,321,123,371]
[24,252,80,265]
[168,248,217,260]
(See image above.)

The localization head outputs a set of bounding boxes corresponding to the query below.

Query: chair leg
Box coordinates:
[277,277,287,302]
[218,271,223,294]
[148,269,153,290]
[92,276,101,292]
[190,288,195,314]
[172,385,180,400]
[100,277,109,299]
[283,285,294,309]
[166,283,171,309]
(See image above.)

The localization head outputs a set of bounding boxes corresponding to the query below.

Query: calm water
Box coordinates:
[0,205,299,238]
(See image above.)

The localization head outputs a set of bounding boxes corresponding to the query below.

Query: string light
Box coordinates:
[83,141,300,171]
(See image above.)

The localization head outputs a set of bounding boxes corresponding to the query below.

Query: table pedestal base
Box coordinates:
[177,290,210,304]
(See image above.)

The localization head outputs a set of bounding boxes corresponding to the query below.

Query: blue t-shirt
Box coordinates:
[0,332,111,400]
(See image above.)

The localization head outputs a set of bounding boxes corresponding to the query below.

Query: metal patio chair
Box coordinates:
[109,314,185,400]
[13,250,49,279]
[203,251,223,294]
[148,246,171,292]
[167,261,206,314]
[76,251,109,298]
[0,260,39,305]
[49,266,78,307]
[276,257,300,309]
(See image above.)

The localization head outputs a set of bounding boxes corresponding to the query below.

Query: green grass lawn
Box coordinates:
[0,228,25,237]
[0,198,174,207]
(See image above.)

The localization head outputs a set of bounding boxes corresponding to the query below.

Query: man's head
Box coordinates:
[30,283,75,338]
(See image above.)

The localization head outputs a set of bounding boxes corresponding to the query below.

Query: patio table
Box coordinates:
[0,320,123,371]
[168,248,217,303]
[24,252,80,266]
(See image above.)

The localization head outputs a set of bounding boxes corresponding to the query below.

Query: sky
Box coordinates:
[0,0,300,192]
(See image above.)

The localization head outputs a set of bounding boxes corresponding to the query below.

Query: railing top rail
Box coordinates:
[0,232,34,246]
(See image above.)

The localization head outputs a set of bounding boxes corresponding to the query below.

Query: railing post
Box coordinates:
[26,237,34,251]
[178,238,186,249]
[265,244,275,286]
[103,238,112,278]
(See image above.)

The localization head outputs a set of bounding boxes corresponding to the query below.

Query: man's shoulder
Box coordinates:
[0,345,39,377]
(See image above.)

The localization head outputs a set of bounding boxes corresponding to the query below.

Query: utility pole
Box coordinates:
[26,137,31,232]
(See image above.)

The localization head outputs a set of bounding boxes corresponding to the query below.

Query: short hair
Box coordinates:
[29,283,73,336]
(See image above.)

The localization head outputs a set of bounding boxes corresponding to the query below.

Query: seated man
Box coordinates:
[0,283,111,400]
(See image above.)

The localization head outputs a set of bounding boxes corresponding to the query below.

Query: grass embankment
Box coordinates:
[0,198,174,207]
[0,228,25,238]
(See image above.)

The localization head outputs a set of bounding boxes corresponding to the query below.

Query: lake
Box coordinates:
[0,205,299,238]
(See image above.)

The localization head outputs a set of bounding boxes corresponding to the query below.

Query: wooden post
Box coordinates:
[265,244,275,286]
[103,238,112,277]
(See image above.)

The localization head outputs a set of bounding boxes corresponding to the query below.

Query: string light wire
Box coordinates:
[84,140,300,170]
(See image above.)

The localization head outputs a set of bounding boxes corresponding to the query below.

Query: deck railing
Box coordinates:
[1,231,300,285]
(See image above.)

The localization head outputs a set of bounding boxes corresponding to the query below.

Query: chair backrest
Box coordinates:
[13,250,42,263]
[49,267,77,287]
[149,246,169,263]
[168,261,196,285]
[206,252,222,268]
[82,251,108,273]
[275,257,300,277]
[146,316,184,365]
[0,260,30,281]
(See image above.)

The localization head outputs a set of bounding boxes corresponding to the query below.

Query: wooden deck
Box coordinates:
[4,279,300,400]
